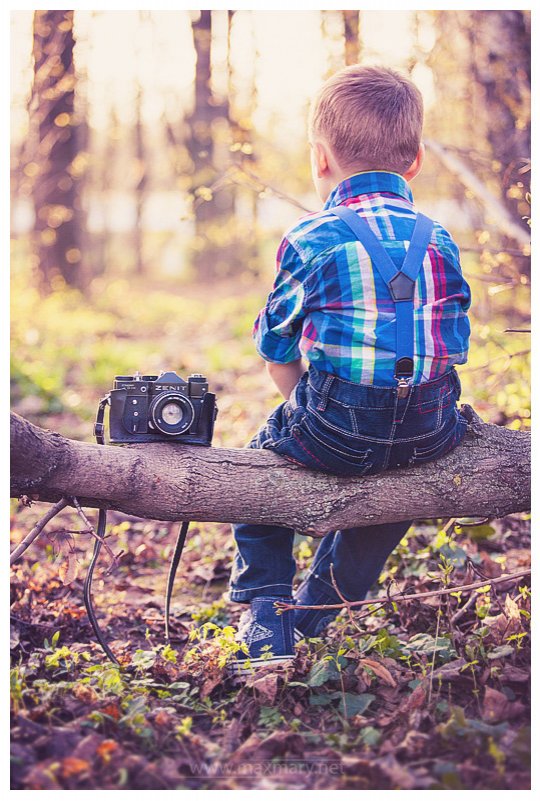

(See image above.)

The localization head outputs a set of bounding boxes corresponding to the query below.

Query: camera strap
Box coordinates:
[86,394,119,664]
[88,394,191,662]
[164,521,190,641]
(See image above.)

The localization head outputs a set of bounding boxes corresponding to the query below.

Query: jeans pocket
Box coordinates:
[302,419,374,472]
[407,424,459,466]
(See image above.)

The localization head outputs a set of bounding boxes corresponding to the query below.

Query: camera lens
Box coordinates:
[162,401,183,426]
[149,392,194,436]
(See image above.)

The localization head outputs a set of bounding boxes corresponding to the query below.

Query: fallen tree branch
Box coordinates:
[10,405,530,537]
[277,568,531,613]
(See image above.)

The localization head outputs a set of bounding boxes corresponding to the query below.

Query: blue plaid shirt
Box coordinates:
[253,171,471,386]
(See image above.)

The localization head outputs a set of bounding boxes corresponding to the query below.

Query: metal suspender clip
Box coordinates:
[396,377,411,399]
[395,357,414,398]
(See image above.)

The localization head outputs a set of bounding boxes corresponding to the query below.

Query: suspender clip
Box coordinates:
[396,377,411,399]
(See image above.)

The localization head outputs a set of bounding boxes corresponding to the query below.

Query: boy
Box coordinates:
[228,65,471,675]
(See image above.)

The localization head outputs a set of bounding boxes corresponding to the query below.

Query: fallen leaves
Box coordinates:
[482,687,526,725]
[10,500,530,791]
[60,757,90,779]
[358,658,397,688]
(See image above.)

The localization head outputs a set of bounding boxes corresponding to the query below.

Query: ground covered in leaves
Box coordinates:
[10,503,531,790]
[10,268,531,790]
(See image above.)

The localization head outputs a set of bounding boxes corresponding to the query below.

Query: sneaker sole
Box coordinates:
[227,631,305,677]
[228,653,295,677]
[294,628,304,644]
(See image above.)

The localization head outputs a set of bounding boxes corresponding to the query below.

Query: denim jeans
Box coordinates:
[229,365,468,604]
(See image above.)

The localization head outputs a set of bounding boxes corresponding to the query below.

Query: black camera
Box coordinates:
[108,370,217,445]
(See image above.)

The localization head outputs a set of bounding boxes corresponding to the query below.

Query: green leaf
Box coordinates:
[307,658,341,687]
[486,644,514,660]
[405,633,455,659]
[338,692,375,718]
[309,692,339,707]
[456,524,496,540]
[360,726,381,747]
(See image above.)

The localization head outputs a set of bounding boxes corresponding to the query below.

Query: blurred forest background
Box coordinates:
[10,9,531,791]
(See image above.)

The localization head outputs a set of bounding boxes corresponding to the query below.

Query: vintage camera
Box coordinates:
[108,370,217,445]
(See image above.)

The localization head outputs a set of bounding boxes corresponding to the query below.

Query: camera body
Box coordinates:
[108,370,217,445]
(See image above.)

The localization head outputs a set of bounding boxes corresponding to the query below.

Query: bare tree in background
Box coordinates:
[343,11,361,65]
[30,10,86,292]
[134,83,147,276]
[467,10,530,235]
[428,10,530,239]
[187,10,235,279]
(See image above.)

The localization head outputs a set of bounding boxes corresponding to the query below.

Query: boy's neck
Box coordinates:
[322,168,408,204]
[312,139,424,203]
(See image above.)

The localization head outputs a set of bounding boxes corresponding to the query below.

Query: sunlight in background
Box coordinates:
[11,9,435,148]
[10,10,439,247]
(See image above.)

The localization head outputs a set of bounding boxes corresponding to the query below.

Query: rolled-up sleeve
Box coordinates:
[253,235,308,363]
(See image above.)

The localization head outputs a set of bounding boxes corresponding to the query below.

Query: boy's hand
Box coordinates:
[266,359,305,400]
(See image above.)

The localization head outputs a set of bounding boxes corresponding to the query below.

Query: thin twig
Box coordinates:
[460,246,530,257]
[329,563,364,635]
[231,163,315,213]
[504,329,531,334]
[450,591,479,624]
[71,497,117,566]
[278,568,531,613]
[427,596,443,706]
[10,498,69,565]
[461,349,530,374]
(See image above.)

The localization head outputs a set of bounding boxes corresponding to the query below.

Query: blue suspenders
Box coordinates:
[331,205,434,397]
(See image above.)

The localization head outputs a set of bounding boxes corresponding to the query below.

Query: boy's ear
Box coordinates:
[313,141,330,178]
[403,142,425,182]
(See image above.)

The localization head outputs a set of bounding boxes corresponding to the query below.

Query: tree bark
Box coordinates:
[342,11,360,66]
[10,409,530,536]
[467,10,530,233]
[30,9,86,292]
[187,10,235,279]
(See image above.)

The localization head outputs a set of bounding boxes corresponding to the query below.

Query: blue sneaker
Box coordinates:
[228,596,296,676]
[294,579,340,639]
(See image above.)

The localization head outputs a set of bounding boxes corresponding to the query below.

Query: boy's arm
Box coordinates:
[266,358,305,400]
[253,232,310,396]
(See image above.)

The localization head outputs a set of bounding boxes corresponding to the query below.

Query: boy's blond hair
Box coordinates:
[309,65,423,175]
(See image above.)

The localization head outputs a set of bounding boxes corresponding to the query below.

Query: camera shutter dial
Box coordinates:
[149,392,195,436]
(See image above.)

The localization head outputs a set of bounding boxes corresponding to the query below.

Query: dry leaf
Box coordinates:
[360,658,397,687]
[402,682,427,714]
[246,669,280,704]
[72,683,98,704]
[60,757,90,778]
[96,740,118,762]
[54,532,79,585]
[483,686,511,723]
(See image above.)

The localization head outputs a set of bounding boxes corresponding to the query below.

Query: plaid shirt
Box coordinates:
[253,171,471,386]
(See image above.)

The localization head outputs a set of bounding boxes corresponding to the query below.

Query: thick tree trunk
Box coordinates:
[10,409,530,536]
[187,10,235,279]
[342,11,360,66]
[31,9,86,292]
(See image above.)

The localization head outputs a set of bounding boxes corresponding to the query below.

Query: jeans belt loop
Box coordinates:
[316,374,334,412]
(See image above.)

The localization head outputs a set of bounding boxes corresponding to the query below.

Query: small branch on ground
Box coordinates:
[10,498,70,566]
[277,568,531,613]
[329,563,364,635]
[71,496,119,569]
